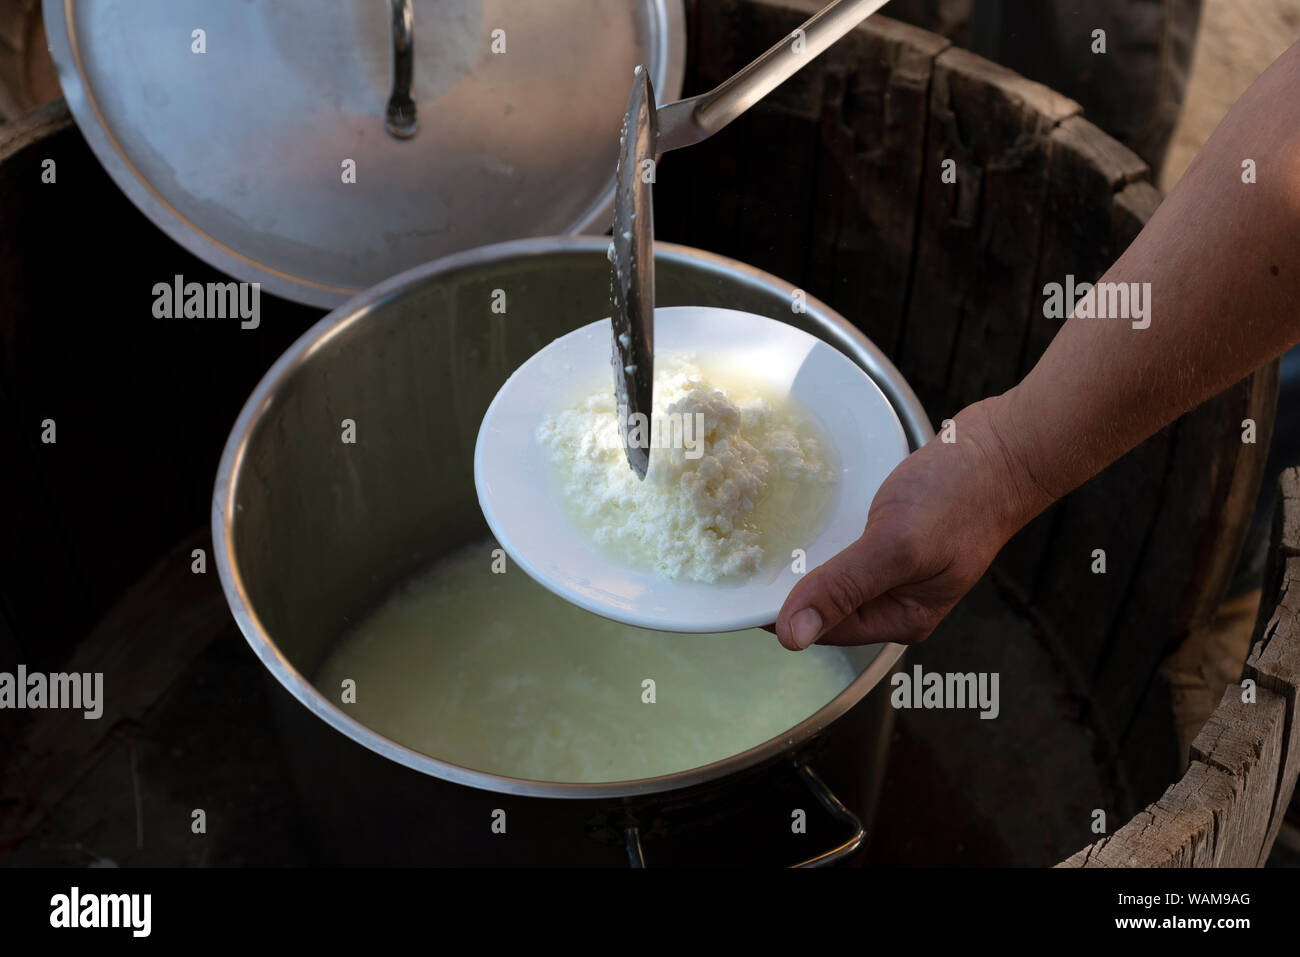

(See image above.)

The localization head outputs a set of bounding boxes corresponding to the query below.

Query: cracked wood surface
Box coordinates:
[1061,469,1300,867]
[1245,472,1300,861]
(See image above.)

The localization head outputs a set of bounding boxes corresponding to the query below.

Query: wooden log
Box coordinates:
[0,0,38,120]
[1059,762,1232,867]
[1109,181,1161,258]
[1106,368,1276,806]
[0,102,98,688]
[1188,685,1287,867]
[1059,468,1300,868]
[735,79,821,292]
[1244,555,1300,863]
[668,1,1280,843]
[1029,429,1172,687]
[1160,589,1262,774]
[658,0,751,263]
[659,3,949,358]
[1255,469,1300,636]
[1020,117,1148,378]
[995,181,1161,611]
[897,45,1078,411]
[799,11,948,353]
[1016,120,1164,683]
[1059,678,1284,868]
[1011,118,1276,808]
[1245,468,1300,859]
[0,100,322,679]
[0,530,231,855]
[950,115,1141,410]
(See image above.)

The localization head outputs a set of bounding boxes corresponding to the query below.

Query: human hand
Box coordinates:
[774,394,1054,650]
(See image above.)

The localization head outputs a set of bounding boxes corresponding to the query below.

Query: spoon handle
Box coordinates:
[659,0,892,151]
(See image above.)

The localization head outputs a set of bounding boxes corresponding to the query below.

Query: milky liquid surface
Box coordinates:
[315,540,860,783]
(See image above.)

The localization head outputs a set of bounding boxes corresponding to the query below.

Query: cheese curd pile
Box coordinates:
[536,357,834,582]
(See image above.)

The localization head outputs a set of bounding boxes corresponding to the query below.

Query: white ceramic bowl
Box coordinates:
[474,306,910,633]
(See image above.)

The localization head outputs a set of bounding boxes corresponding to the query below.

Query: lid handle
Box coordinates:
[385,0,418,138]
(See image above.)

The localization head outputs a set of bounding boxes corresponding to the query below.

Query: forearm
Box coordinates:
[994,40,1300,519]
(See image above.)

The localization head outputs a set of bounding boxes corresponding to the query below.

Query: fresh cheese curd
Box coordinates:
[315,540,859,783]
[536,356,836,582]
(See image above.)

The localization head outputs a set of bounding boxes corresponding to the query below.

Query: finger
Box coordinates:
[812,590,938,647]
[775,530,907,651]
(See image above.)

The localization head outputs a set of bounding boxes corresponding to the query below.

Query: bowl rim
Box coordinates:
[212,235,934,800]
[474,305,911,632]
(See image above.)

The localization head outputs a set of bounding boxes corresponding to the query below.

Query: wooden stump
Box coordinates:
[1060,469,1300,867]
[660,0,1280,840]
[0,101,324,769]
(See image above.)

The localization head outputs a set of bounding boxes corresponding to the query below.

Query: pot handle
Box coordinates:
[625,825,647,867]
[621,760,865,867]
[789,761,865,868]
[385,0,418,138]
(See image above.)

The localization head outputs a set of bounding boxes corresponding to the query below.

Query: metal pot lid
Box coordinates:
[43,0,684,307]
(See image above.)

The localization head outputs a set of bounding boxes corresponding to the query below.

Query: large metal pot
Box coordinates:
[212,236,933,865]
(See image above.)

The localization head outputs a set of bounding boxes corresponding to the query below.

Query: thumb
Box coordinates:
[776,528,901,651]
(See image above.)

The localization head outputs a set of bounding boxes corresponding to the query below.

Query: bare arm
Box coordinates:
[776,39,1300,651]
[1000,39,1300,508]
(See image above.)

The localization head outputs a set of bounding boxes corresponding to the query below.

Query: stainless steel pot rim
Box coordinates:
[212,235,932,800]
